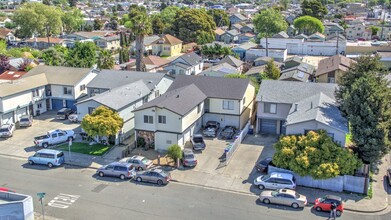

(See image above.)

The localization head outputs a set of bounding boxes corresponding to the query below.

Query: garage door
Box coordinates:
[66,100,77,111]
[260,119,277,134]
[2,112,14,125]
[16,107,27,122]
[52,99,64,110]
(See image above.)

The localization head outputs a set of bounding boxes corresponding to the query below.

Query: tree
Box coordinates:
[160,6,180,27]
[125,5,151,71]
[68,0,77,7]
[109,16,118,30]
[18,58,33,71]
[81,106,124,138]
[301,0,328,20]
[42,46,67,66]
[281,0,290,10]
[263,59,280,79]
[370,26,380,36]
[13,2,63,43]
[93,19,103,30]
[293,15,325,35]
[253,9,288,56]
[66,41,97,68]
[169,8,216,44]
[62,8,84,34]
[167,144,182,161]
[336,55,391,164]
[0,54,10,73]
[97,49,115,70]
[273,130,362,179]
[207,9,229,27]
[151,14,165,35]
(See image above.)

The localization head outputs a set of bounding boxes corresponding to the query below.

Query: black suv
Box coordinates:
[56,108,73,120]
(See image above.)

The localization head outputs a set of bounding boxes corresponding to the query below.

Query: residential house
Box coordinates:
[279,62,315,82]
[232,23,243,32]
[130,35,160,55]
[283,56,303,69]
[287,25,297,37]
[133,75,256,151]
[240,24,255,34]
[254,57,283,68]
[323,22,345,36]
[217,55,244,73]
[163,52,203,75]
[0,66,97,125]
[0,28,15,42]
[25,37,70,50]
[200,62,238,77]
[256,80,348,146]
[63,31,117,41]
[244,65,265,80]
[151,34,183,57]
[246,48,288,63]
[345,23,372,40]
[76,70,173,143]
[220,29,240,44]
[229,13,247,24]
[316,55,355,83]
[214,28,226,42]
[238,33,255,44]
[377,51,391,69]
[232,41,257,60]
[123,56,170,72]
[182,42,197,53]
[95,35,121,50]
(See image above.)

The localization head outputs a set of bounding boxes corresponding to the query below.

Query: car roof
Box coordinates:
[131,155,144,160]
[20,115,31,118]
[58,108,71,112]
[278,189,297,195]
[109,162,131,166]
[37,149,63,154]
[324,195,342,201]
[270,172,294,179]
[193,134,203,137]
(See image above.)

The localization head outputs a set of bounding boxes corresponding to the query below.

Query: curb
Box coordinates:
[343,202,389,213]
[64,161,99,170]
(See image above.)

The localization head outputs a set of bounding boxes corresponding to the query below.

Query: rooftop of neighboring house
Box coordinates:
[218,55,244,68]
[316,55,356,76]
[272,31,289,38]
[231,13,247,21]
[254,57,283,67]
[233,23,243,29]
[171,52,203,67]
[244,65,266,76]
[0,28,12,38]
[0,72,49,97]
[201,62,238,77]
[131,35,160,47]
[279,67,311,82]
[143,55,170,67]
[71,31,117,39]
[225,29,240,36]
[25,37,66,44]
[168,75,250,100]
[214,28,226,35]
[233,41,257,50]
[86,69,167,90]
[151,34,183,46]
[0,71,27,81]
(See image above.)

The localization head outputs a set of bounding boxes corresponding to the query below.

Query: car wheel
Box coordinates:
[315,206,322,212]
[291,203,299,209]
[263,198,270,204]
[136,177,142,182]
[258,184,265,190]
[336,210,342,217]
[48,163,53,168]
[119,174,125,180]
[98,172,104,177]
[138,167,143,171]
[67,137,73,141]
[157,180,163,185]
[43,143,48,148]
[28,160,34,165]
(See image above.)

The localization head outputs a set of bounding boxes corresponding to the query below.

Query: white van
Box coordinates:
[254,172,296,190]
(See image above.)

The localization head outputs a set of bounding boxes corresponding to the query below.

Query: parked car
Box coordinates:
[68,113,78,123]
[220,126,236,140]
[97,162,136,180]
[34,129,75,148]
[56,108,73,120]
[28,149,65,168]
[202,121,220,137]
[119,155,153,171]
[181,149,197,167]
[259,189,307,209]
[135,168,171,185]
[387,168,391,186]
[313,195,344,216]
[0,187,15,193]
[0,123,15,138]
[18,115,33,127]
[191,134,206,151]
[254,172,296,190]
[255,157,274,173]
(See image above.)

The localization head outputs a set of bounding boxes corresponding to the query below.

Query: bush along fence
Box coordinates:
[268,166,369,194]
[224,121,250,166]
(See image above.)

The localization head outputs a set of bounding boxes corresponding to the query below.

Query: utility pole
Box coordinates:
[336,31,339,55]
[380,5,386,40]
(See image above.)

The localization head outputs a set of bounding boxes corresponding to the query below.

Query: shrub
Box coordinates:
[167,144,182,161]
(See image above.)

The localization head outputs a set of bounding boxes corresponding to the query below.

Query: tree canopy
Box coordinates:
[42,46,67,66]
[207,9,229,27]
[293,16,325,35]
[263,59,280,80]
[61,8,84,34]
[253,9,288,38]
[301,0,328,20]
[97,49,115,70]
[273,130,362,179]
[66,42,98,68]
[81,106,124,138]
[201,44,232,58]
[336,55,391,164]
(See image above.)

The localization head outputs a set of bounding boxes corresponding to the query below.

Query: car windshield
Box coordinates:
[141,158,150,164]
[261,174,270,181]
[184,154,194,159]
[20,118,29,122]
[271,191,279,196]
[193,137,203,143]
[57,112,65,115]
[157,170,168,177]
[295,192,300,199]
[0,128,9,132]
[224,127,233,132]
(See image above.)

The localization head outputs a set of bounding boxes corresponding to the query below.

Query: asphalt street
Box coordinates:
[1,155,390,220]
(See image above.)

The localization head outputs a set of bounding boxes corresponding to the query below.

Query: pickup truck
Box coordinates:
[34,129,75,148]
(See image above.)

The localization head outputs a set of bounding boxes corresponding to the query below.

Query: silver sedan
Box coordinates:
[259,189,307,209]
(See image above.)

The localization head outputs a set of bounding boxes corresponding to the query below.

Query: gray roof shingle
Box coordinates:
[218,55,244,68]
[173,52,202,66]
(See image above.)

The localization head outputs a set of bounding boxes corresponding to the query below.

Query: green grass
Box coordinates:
[366,172,374,199]
[56,142,111,156]
[345,133,353,146]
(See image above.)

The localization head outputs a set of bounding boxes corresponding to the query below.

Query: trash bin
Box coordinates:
[248,125,254,135]
[35,110,40,116]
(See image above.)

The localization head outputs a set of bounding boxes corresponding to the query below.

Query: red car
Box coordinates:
[0,187,15,193]
[314,195,343,216]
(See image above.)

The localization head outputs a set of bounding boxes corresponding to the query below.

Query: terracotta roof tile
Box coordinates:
[151,34,182,46]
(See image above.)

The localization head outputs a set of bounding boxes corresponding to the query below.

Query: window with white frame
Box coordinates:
[158,115,166,124]
[37,103,42,109]
[197,104,201,113]
[80,84,86,91]
[144,115,153,124]
[264,103,277,114]
[63,87,72,95]
[222,100,234,110]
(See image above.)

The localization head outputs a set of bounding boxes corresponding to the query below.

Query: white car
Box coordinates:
[68,114,78,123]
[119,155,153,171]
[0,123,15,138]
[254,172,296,190]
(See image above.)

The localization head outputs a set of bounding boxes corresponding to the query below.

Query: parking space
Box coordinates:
[0,111,81,158]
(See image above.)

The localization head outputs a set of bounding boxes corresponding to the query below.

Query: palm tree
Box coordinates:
[97,49,115,70]
[125,5,152,72]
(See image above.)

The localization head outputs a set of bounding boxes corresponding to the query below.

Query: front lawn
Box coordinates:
[56,142,111,156]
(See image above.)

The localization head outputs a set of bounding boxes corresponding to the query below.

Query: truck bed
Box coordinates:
[34,135,49,141]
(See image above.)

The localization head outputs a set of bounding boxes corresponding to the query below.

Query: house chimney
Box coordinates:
[295,103,298,111]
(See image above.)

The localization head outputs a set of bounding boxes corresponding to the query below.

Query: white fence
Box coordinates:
[224,121,250,166]
[268,166,368,194]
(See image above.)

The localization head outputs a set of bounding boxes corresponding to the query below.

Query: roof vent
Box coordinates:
[7,71,14,75]
[176,95,179,98]
[148,80,152,83]
[295,103,298,111]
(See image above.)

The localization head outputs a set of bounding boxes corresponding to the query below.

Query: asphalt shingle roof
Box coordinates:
[218,55,244,68]
[174,52,202,66]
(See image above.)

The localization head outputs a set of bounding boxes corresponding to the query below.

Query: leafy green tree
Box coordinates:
[4,21,16,29]
[13,2,63,42]
[66,41,97,68]
[42,46,67,66]
[167,144,182,161]
[109,16,119,30]
[81,106,124,138]
[336,55,391,164]
[293,15,325,35]
[169,8,216,44]
[370,26,380,36]
[281,0,291,10]
[207,9,229,27]
[151,14,166,35]
[301,0,328,20]
[97,49,115,70]
[93,18,103,30]
[253,9,287,56]
[201,44,233,58]
[273,130,362,179]
[125,5,152,71]
[263,59,280,79]
[84,24,93,32]
[160,6,180,27]
[0,40,6,54]
[62,8,84,34]
[68,0,77,7]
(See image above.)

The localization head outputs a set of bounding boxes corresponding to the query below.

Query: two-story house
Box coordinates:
[229,13,247,24]
[163,52,203,75]
[151,34,183,57]
[130,35,160,55]
[133,75,256,151]
[76,70,173,142]
[256,80,348,146]
[25,37,71,50]
[220,29,240,44]
[315,55,355,83]
[95,35,121,50]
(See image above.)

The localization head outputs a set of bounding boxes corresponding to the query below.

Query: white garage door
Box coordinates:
[2,112,14,125]
[16,107,27,122]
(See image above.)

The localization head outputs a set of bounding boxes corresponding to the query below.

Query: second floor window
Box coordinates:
[80,84,86,91]
[63,87,72,95]
[264,103,277,114]
[158,115,166,124]
[223,100,234,110]
[32,89,39,97]
[144,115,153,124]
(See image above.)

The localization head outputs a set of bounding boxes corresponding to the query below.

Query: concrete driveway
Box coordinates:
[0,111,81,158]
